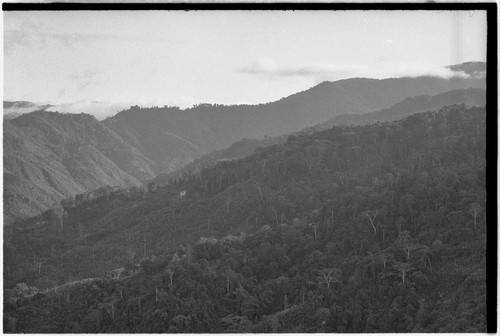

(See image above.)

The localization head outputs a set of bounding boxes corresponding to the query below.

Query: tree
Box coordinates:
[166,268,175,289]
[33,257,46,276]
[469,203,482,232]
[309,223,319,242]
[53,205,66,231]
[143,236,148,258]
[395,216,406,234]
[362,210,379,235]
[179,190,186,201]
[393,262,414,284]
[374,252,392,269]
[221,266,238,295]
[317,268,342,289]
[396,230,415,261]
[99,301,115,321]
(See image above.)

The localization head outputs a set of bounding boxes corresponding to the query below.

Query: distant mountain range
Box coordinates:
[317,87,486,129]
[103,63,485,175]
[154,87,485,185]
[3,62,487,223]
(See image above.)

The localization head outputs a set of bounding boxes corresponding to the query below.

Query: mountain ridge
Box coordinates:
[104,68,485,175]
[153,87,485,185]
[3,62,487,223]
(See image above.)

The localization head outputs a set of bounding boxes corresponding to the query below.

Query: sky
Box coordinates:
[4,10,487,119]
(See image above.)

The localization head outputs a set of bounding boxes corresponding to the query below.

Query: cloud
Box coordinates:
[67,70,104,92]
[4,19,170,55]
[68,69,103,81]
[77,81,100,91]
[4,28,103,54]
[46,100,129,120]
[44,96,196,120]
[239,58,470,82]
[3,101,54,118]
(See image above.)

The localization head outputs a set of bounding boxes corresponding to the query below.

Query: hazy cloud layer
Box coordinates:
[46,101,129,120]
[239,58,470,82]
[4,21,168,55]
[68,69,103,81]
[67,69,105,92]
[4,96,197,121]
[3,101,54,119]
[45,96,196,120]
[4,27,108,55]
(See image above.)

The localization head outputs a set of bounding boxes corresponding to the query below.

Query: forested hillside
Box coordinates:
[3,111,155,224]
[153,136,288,185]
[154,88,485,185]
[4,105,487,333]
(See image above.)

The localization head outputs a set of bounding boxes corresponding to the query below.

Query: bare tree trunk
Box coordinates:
[364,211,378,235]
[369,219,377,235]
[337,173,344,185]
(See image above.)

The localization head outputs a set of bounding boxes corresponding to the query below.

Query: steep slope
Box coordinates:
[104,66,485,174]
[3,111,156,224]
[4,105,487,333]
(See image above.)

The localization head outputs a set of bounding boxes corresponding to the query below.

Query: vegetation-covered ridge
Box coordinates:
[4,64,486,223]
[4,104,487,332]
[3,111,155,224]
[153,87,485,186]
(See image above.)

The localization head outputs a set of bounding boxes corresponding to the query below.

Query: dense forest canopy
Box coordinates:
[4,104,488,333]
